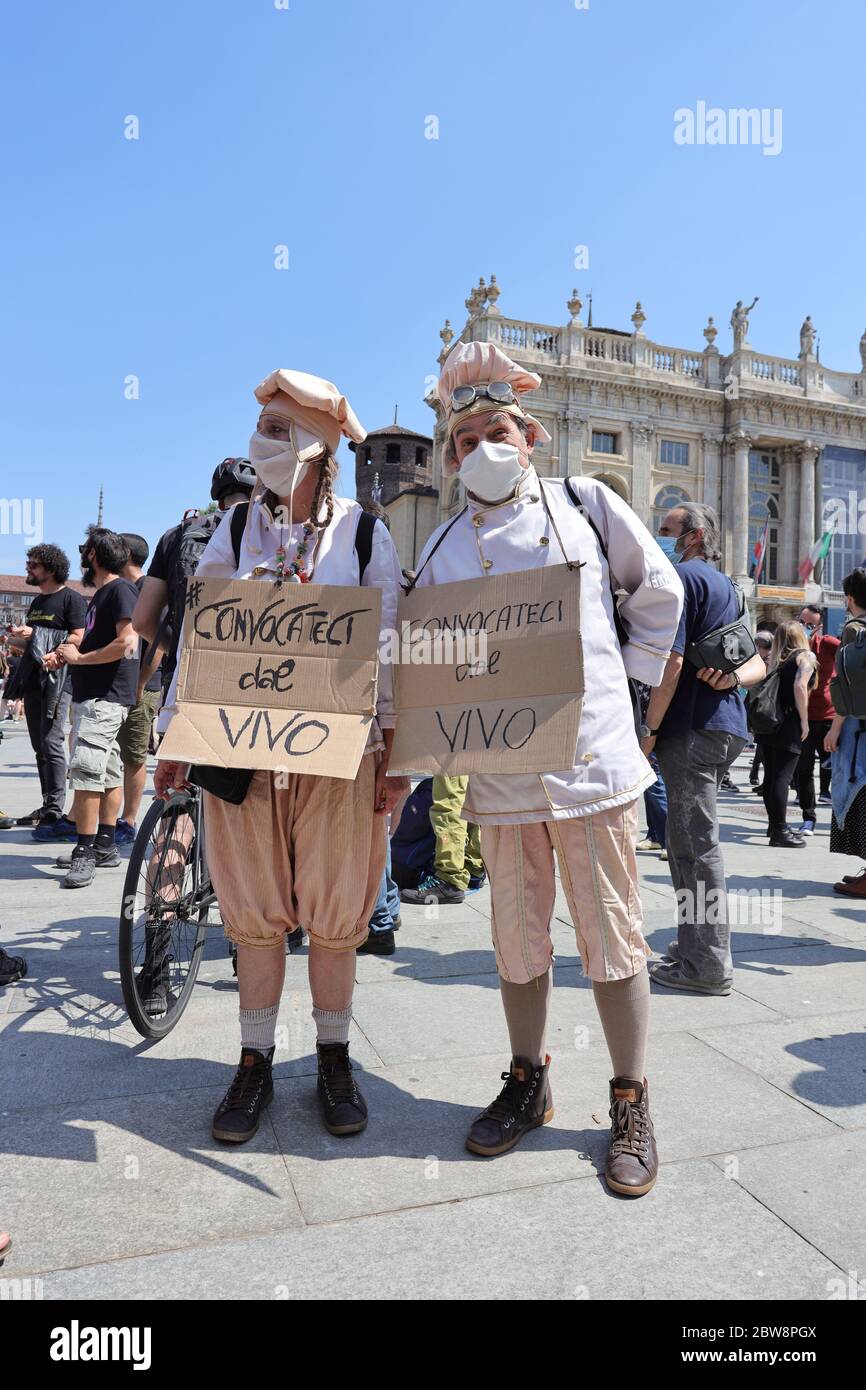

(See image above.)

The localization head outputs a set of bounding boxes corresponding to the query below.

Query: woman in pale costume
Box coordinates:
[156,369,407,1143]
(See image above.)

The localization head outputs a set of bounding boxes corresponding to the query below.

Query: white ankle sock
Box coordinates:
[239,1004,278,1052]
[313,1004,352,1044]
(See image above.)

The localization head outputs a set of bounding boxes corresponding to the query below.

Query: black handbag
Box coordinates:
[187,764,255,805]
[684,581,756,674]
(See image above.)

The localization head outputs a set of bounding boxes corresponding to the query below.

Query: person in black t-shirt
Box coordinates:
[43,527,138,888]
[113,533,163,843]
[0,543,87,832]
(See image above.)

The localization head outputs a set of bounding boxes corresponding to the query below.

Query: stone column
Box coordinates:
[629,420,655,526]
[700,432,723,512]
[561,409,587,478]
[779,445,799,584]
[727,429,752,579]
[798,440,819,569]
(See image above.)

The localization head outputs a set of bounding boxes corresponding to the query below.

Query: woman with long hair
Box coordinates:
[762,621,817,847]
[155,369,408,1144]
[824,568,866,894]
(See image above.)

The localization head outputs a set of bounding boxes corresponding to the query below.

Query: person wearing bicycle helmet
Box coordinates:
[210,456,257,506]
[132,459,256,700]
[155,369,408,1145]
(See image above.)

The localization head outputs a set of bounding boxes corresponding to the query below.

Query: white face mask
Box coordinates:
[458,440,523,502]
[248,424,323,496]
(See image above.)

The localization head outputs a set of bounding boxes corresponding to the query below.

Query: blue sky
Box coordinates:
[1,0,864,572]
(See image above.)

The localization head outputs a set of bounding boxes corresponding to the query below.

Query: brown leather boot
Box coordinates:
[604,1076,658,1197]
[465,1055,554,1156]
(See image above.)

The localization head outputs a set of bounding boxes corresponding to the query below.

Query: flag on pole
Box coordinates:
[751,510,770,582]
[798,527,834,582]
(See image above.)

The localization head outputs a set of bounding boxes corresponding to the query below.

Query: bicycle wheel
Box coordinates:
[118,789,210,1038]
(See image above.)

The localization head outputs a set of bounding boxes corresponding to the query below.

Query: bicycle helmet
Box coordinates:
[210,457,256,503]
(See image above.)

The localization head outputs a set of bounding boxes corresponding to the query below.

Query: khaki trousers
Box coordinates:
[203,756,387,952]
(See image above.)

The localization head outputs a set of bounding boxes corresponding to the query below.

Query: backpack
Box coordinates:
[747,668,783,736]
[160,502,377,691]
[830,618,866,717]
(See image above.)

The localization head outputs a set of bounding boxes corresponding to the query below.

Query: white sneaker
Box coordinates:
[636,838,661,852]
[659,848,669,861]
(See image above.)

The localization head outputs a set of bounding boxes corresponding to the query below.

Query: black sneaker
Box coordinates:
[14,808,45,828]
[466,1055,554,1157]
[400,872,465,906]
[468,869,488,892]
[61,845,97,889]
[0,947,28,985]
[212,1047,275,1143]
[316,1042,368,1135]
[33,815,77,842]
[357,928,395,956]
[55,844,121,869]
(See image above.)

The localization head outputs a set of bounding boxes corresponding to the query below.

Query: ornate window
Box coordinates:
[591,430,619,455]
[652,484,691,535]
[592,472,628,501]
[660,439,689,467]
[749,450,780,582]
[821,445,866,591]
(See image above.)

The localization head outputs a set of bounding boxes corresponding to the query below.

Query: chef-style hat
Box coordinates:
[438,341,551,444]
[254,369,367,455]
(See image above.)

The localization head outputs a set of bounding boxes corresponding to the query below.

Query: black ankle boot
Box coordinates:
[465,1055,554,1156]
[316,1042,368,1135]
[212,1047,274,1143]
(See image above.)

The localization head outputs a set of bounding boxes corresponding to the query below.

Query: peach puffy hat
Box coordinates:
[254,368,367,453]
[438,341,551,444]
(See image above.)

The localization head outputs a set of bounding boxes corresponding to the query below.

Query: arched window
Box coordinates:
[592,472,629,501]
[652,484,691,535]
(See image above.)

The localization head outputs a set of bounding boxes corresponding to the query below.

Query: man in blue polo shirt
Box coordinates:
[639,503,766,995]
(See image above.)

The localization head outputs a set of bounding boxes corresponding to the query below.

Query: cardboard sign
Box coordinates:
[158,577,381,779]
[389,564,583,775]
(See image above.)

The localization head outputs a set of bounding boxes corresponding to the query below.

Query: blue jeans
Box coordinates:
[644,753,668,845]
[369,840,400,933]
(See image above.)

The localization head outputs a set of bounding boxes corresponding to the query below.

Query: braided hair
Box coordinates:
[310,453,338,530]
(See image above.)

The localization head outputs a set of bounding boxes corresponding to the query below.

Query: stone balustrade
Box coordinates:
[472,311,866,400]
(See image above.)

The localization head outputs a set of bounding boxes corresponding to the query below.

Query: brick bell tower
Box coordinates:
[350,407,434,509]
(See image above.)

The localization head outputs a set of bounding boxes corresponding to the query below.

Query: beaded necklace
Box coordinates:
[275,521,317,585]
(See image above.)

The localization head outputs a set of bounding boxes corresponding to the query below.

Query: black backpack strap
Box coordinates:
[354,509,376,582]
[230,502,250,567]
[563,476,630,646]
[403,506,468,593]
[563,474,640,733]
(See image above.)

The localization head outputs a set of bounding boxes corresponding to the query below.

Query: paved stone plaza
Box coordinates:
[1,721,865,1301]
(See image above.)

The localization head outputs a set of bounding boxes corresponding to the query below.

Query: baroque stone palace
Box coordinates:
[419,278,866,623]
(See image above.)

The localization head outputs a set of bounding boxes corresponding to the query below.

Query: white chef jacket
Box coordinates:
[157,494,404,747]
[413,466,684,824]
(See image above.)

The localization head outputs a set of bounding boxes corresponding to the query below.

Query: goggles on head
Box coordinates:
[449,381,518,414]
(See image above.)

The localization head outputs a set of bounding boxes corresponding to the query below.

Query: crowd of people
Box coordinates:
[3,340,866,1203]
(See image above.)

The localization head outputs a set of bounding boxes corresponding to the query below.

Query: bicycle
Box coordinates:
[118,784,216,1039]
